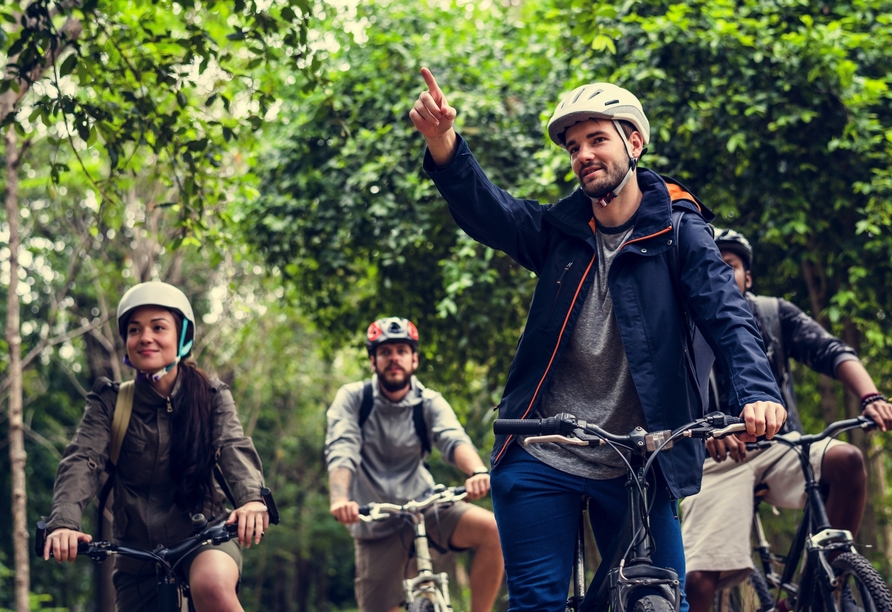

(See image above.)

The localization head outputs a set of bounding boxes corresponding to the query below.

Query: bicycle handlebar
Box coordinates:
[493,412,746,453]
[36,488,281,562]
[745,415,877,452]
[358,486,468,522]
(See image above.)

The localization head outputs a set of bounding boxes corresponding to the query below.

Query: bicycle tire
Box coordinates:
[632,594,675,612]
[408,597,436,612]
[830,552,892,612]
[749,569,776,612]
[713,571,775,612]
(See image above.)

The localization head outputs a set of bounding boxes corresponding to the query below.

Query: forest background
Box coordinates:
[2,0,892,610]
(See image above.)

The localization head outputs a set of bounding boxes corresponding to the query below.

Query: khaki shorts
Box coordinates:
[113,540,242,612]
[680,433,842,590]
[354,500,473,612]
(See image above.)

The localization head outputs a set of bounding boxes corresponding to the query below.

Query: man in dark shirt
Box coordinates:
[681,229,892,612]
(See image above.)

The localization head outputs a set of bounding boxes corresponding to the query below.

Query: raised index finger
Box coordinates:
[420,67,444,101]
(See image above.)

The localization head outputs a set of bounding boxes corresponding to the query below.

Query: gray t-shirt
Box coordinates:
[525,217,647,480]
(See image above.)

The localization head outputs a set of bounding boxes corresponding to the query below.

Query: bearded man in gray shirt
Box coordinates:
[325,317,503,612]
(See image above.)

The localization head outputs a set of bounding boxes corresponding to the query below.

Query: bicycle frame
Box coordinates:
[404,512,452,611]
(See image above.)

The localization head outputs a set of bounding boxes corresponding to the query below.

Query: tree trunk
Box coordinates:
[5,124,30,612]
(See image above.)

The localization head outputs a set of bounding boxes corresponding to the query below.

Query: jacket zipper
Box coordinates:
[166,397,173,413]
[544,262,573,323]
[494,254,596,464]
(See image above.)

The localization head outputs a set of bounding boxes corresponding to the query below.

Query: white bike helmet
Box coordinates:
[117,281,196,382]
[547,83,650,208]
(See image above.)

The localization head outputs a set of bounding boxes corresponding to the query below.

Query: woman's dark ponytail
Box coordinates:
[170,360,218,512]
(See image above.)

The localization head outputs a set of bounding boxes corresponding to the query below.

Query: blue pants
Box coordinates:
[491,445,688,612]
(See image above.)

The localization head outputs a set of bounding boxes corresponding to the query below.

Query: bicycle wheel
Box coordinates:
[632,594,675,612]
[714,571,775,612]
[408,596,436,612]
[830,552,892,612]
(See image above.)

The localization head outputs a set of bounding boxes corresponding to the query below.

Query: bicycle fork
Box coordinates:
[606,466,681,612]
[403,513,452,610]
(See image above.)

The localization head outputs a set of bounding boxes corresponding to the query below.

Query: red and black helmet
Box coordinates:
[366,317,419,355]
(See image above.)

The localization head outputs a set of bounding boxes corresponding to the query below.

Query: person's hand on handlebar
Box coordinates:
[330,500,361,525]
[738,401,786,442]
[705,435,747,463]
[863,398,892,432]
[226,501,269,548]
[44,528,92,563]
[464,473,490,500]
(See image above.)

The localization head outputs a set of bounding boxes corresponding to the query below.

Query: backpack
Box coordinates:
[748,295,800,432]
[358,381,431,456]
[667,206,717,416]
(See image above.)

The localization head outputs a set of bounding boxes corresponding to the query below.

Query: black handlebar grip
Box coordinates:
[358,505,371,516]
[494,418,562,435]
[453,487,467,495]
[260,487,280,525]
[35,521,47,557]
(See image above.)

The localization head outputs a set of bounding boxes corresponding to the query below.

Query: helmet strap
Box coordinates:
[121,320,192,383]
[596,121,640,208]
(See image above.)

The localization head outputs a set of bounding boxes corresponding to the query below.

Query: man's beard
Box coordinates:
[376,366,414,392]
[578,160,627,200]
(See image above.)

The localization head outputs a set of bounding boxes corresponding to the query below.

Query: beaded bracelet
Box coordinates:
[860,393,887,411]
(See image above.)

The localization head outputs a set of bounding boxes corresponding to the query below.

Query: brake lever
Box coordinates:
[522,434,590,447]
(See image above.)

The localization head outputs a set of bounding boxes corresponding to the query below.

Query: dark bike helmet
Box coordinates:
[714,228,753,270]
[366,317,419,356]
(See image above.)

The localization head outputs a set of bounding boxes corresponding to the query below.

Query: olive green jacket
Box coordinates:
[46,374,265,574]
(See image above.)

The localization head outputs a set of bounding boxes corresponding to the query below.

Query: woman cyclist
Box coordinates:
[42,281,268,612]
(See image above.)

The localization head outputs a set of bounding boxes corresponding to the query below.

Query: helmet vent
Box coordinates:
[604,99,620,106]
[587,90,603,100]
[572,89,586,104]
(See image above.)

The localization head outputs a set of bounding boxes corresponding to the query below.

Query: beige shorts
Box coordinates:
[354,500,473,612]
[113,540,242,611]
[680,433,842,590]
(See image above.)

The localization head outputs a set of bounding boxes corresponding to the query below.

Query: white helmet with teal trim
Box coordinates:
[117,281,196,381]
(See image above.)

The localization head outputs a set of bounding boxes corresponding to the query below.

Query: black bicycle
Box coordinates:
[494,411,748,612]
[725,416,892,612]
[35,487,280,612]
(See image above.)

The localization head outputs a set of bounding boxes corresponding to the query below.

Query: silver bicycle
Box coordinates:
[359,485,467,612]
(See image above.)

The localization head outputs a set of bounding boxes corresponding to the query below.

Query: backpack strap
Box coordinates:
[358,381,374,428]
[748,295,784,371]
[668,208,716,415]
[413,402,432,456]
[109,381,135,467]
[97,380,134,526]
[358,380,431,456]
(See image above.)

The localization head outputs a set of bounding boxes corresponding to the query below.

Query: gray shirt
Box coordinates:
[324,375,474,539]
[526,220,647,479]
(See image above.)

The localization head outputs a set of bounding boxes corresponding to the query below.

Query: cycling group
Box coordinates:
[39,67,892,612]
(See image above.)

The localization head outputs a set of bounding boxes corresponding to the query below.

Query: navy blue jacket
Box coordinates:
[425,136,783,497]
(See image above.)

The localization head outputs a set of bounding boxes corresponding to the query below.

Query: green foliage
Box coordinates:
[1,0,313,246]
[245,0,573,411]
[556,0,892,346]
